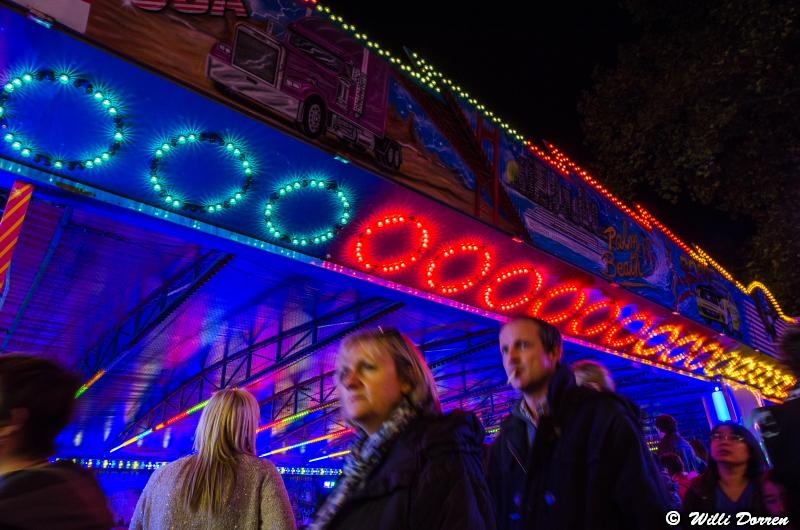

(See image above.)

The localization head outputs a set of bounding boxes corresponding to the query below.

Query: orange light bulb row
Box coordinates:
[635,205,693,257]
[603,313,653,349]
[483,265,543,311]
[568,299,621,337]
[569,336,714,384]
[660,333,703,365]
[525,140,570,176]
[693,247,735,282]
[317,0,791,324]
[545,143,651,229]
[75,369,106,398]
[707,348,793,393]
[343,209,795,400]
[744,282,795,322]
[688,341,793,399]
[426,243,492,295]
[355,215,430,273]
[529,283,587,324]
[535,144,794,323]
[632,325,682,358]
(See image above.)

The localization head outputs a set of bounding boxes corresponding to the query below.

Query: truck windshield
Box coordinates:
[233,31,279,85]
[700,290,719,303]
[288,32,343,74]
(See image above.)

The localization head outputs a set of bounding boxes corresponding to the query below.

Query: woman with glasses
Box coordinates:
[683,422,769,520]
[310,328,495,530]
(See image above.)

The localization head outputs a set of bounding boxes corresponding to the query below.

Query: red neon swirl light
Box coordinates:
[483,265,543,312]
[603,312,653,349]
[354,215,430,273]
[529,283,586,324]
[568,299,621,337]
[632,325,682,358]
[425,242,492,295]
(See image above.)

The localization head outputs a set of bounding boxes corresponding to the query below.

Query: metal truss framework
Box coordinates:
[259,370,337,427]
[114,297,404,444]
[260,327,518,452]
[117,311,712,456]
[79,250,235,378]
[255,329,712,453]
[295,385,518,460]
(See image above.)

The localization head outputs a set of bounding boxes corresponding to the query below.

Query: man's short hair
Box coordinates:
[655,414,678,434]
[0,355,80,457]
[504,316,563,355]
[779,324,800,376]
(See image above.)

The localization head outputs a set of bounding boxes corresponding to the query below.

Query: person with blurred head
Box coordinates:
[659,452,698,499]
[572,359,616,392]
[572,359,683,507]
[130,388,295,530]
[689,438,709,473]
[310,328,494,530]
[0,354,114,529]
[755,323,800,524]
[682,422,769,518]
[762,470,789,520]
[487,316,673,530]
[655,414,703,474]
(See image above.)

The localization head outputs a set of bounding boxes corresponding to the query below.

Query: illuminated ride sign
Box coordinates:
[334,207,795,401]
[0,40,792,403]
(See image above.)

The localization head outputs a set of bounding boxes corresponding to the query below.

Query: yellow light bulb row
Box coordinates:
[314,3,528,138]
[313,3,795,324]
[545,143,796,323]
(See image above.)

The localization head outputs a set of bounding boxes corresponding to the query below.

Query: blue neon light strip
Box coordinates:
[712,390,732,422]
[54,457,342,476]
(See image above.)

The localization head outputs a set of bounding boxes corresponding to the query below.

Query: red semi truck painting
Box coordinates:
[207,17,402,170]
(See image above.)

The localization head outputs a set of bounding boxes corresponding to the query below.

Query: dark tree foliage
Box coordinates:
[580,0,800,313]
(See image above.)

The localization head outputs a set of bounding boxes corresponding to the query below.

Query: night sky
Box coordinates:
[328,0,749,269]
[330,1,634,159]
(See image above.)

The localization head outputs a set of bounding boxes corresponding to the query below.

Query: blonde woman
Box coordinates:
[130,388,295,530]
[310,328,494,530]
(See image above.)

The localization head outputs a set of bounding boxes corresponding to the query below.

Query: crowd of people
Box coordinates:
[0,317,797,529]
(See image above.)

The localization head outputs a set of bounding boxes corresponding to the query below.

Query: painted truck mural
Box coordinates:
[70,0,520,233]
[207,17,402,169]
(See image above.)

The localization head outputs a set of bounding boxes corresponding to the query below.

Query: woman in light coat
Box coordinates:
[131,388,296,530]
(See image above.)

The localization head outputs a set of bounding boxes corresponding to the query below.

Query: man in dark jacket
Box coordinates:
[755,324,800,524]
[655,414,703,474]
[487,316,675,530]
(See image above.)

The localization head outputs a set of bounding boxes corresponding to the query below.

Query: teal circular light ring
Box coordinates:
[0,68,127,171]
[147,131,256,213]
[264,179,352,246]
